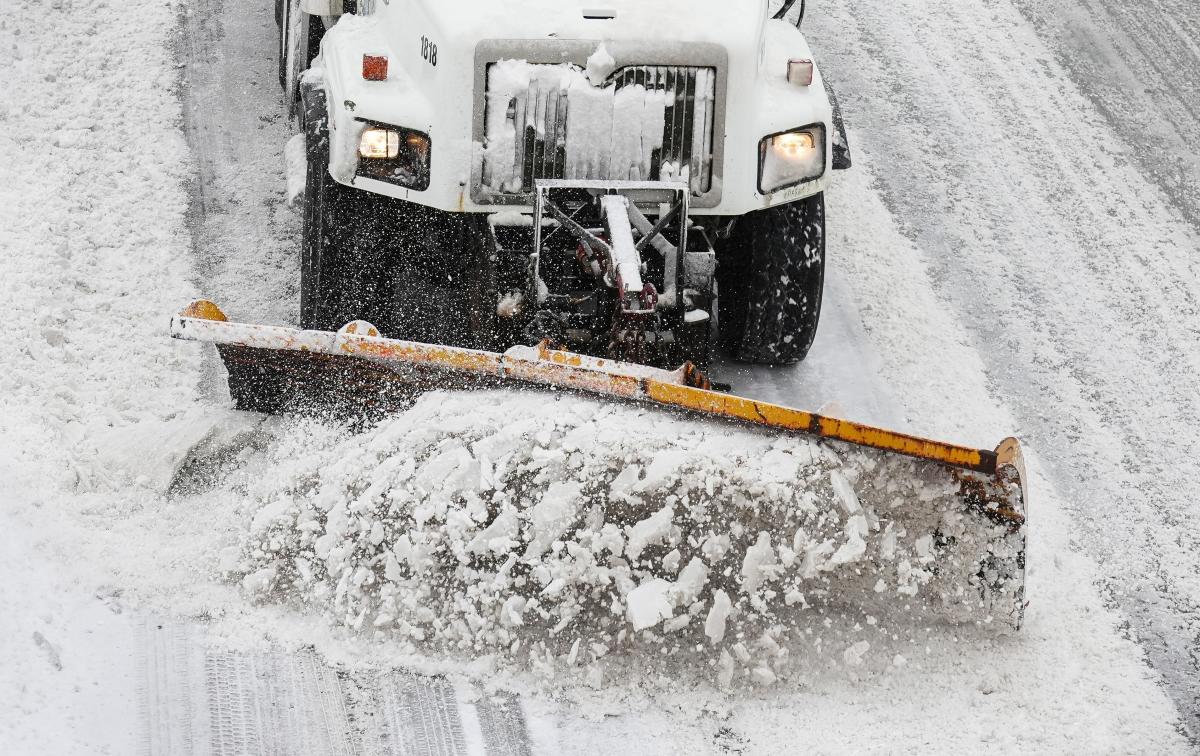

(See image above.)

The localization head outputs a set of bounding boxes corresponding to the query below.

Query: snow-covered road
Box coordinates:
[810,0,1200,731]
[1,0,1197,752]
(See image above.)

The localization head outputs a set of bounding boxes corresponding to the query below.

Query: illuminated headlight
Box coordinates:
[758,125,826,194]
[359,127,400,159]
[357,124,431,191]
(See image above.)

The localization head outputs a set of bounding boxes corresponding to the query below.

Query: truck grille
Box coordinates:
[481,64,717,199]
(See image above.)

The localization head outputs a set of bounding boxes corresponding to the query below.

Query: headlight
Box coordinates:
[359,128,401,159]
[758,125,826,194]
[357,124,431,191]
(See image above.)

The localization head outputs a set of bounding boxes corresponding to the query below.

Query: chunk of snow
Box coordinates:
[609,465,642,499]
[468,506,520,555]
[751,666,778,685]
[672,558,709,606]
[880,521,898,560]
[829,470,862,515]
[663,614,692,633]
[704,590,732,643]
[914,534,935,561]
[784,590,806,607]
[843,640,871,667]
[829,515,869,566]
[496,292,524,319]
[701,533,731,563]
[661,549,682,573]
[501,596,527,627]
[523,481,582,560]
[627,578,674,631]
[741,532,778,594]
[489,211,532,227]
[585,43,617,86]
[635,450,690,492]
[625,505,673,561]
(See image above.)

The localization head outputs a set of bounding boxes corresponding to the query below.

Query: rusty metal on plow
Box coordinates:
[171,300,1028,531]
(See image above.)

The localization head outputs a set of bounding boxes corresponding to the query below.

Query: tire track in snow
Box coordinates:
[205,650,356,756]
[357,673,468,755]
[337,670,535,755]
[473,695,534,756]
[137,618,359,755]
[138,619,201,756]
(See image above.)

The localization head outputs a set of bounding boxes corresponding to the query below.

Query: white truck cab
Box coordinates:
[278,0,850,367]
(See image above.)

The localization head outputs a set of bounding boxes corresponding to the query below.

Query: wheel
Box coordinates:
[298,84,326,328]
[300,176,400,333]
[299,167,398,332]
[299,83,492,343]
[716,193,825,364]
[299,84,394,332]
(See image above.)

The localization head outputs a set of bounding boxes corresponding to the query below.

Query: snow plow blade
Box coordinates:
[171,300,1027,628]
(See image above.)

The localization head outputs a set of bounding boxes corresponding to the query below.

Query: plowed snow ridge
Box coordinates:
[229,390,1021,686]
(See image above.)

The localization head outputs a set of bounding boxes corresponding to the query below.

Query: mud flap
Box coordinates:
[824,79,853,170]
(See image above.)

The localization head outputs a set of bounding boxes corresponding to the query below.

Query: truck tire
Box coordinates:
[301,176,404,333]
[300,85,395,332]
[716,193,825,364]
[299,84,489,343]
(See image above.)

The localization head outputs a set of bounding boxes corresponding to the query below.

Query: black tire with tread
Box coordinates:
[716,193,825,364]
[300,82,491,345]
[300,83,391,333]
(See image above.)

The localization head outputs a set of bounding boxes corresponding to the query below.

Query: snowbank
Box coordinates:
[228,389,1020,686]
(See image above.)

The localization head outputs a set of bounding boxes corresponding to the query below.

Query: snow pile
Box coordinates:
[229,390,1020,685]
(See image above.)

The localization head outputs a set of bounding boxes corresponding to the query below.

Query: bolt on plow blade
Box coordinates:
[171,301,1028,629]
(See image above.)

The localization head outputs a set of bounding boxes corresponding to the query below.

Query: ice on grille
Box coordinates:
[480,55,714,195]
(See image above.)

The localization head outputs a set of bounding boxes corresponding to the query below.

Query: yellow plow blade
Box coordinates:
[171,300,1028,627]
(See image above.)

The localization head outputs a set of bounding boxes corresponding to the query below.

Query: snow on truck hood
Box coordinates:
[418,0,767,46]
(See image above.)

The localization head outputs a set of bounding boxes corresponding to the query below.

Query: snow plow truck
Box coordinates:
[171,0,1028,628]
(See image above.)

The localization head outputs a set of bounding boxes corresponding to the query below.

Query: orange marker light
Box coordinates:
[363,54,389,81]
